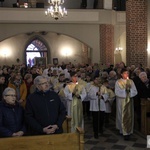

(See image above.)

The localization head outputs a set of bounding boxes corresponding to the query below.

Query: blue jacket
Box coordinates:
[0,101,26,137]
[25,89,66,135]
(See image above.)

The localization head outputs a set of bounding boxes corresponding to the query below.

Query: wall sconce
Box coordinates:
[147,48,150,54]
[61,47,72,57]
[24,3,28,8]
[115,47,123,52]
[3,52,7,64]
[3,53,7,57]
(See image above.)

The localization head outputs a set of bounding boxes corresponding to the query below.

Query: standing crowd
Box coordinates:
[0,62,150,141]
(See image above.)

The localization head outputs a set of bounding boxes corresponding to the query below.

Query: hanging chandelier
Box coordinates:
[45,0,67,20]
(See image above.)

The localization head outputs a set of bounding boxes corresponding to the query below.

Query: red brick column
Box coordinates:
[100,24,114,66]
[126,0,147,67]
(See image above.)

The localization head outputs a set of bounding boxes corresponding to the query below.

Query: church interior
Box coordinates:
[0,0,150,149]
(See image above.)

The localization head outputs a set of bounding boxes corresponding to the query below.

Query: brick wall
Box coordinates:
[100,24,114,66]
[126,0,147,67]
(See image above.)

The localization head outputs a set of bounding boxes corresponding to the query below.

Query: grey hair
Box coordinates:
[101,71,109,77]
[24,73,32,80]
[34,75,48,85]
[109,70,116,76]
[3,87,16,97]
[139,72,147,79]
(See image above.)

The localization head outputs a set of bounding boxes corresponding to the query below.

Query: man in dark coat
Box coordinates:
[25,75,66,135]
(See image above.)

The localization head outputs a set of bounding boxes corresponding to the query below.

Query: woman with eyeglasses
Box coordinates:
[0,87,26,137]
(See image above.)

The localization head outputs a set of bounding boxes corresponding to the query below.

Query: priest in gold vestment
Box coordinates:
[64,72,86,132]
[115,68,137,140]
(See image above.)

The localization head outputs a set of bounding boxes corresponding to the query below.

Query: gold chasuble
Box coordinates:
[118,79,132,135]
[69,83,84,132]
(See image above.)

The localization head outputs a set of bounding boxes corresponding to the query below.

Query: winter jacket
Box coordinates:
[25,89,66,135]
[0,101,26,137]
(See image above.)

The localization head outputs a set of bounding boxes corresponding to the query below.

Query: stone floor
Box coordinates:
[84,116,148,150]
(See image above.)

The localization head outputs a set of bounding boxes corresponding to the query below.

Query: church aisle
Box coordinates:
[84,117,147,150]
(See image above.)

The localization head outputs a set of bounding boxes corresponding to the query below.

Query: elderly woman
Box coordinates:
[137,72,150,98]
[100,71,109,84]
[133,71,150,131]
[108,70,117,91]
[0,87,26,137]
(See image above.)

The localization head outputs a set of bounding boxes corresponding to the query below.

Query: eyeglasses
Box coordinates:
[5,95,16,97]
[38,81,49,86]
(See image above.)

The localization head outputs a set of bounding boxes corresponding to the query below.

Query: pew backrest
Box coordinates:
[0,127,84,150]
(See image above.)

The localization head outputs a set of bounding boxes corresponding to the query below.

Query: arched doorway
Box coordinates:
[26,38,48,67]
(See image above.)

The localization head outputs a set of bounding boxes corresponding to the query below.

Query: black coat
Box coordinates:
[136,79,150,99]
[0,84,7,101]
[0,101,26,137]
[25,90,66,135]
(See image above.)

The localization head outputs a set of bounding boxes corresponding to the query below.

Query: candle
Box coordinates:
[126,76,130,92]
[126,77,130,85]
[126,77,130,84]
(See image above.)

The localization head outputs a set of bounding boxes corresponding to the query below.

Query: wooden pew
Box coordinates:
[62,116,71,133]
[0,127,84,150]
[141,98,150,135]
[0,117,84,150]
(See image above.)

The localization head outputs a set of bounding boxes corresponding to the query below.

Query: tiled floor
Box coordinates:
[84,116,148,150]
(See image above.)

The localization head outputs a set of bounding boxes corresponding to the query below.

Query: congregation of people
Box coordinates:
[0,61,150,141]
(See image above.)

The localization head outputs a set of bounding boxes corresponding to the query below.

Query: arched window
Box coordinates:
[26,38,48,67]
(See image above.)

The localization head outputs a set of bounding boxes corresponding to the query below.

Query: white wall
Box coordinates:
[1,1,150,67]
[0,8,119,66]
[0,32,91,66]
[0,34,28,65]
[43,33,85,64]
[0,23,100,65]
[0,8,126,66]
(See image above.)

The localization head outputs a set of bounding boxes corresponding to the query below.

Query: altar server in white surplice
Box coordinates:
[88,77,108,139]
